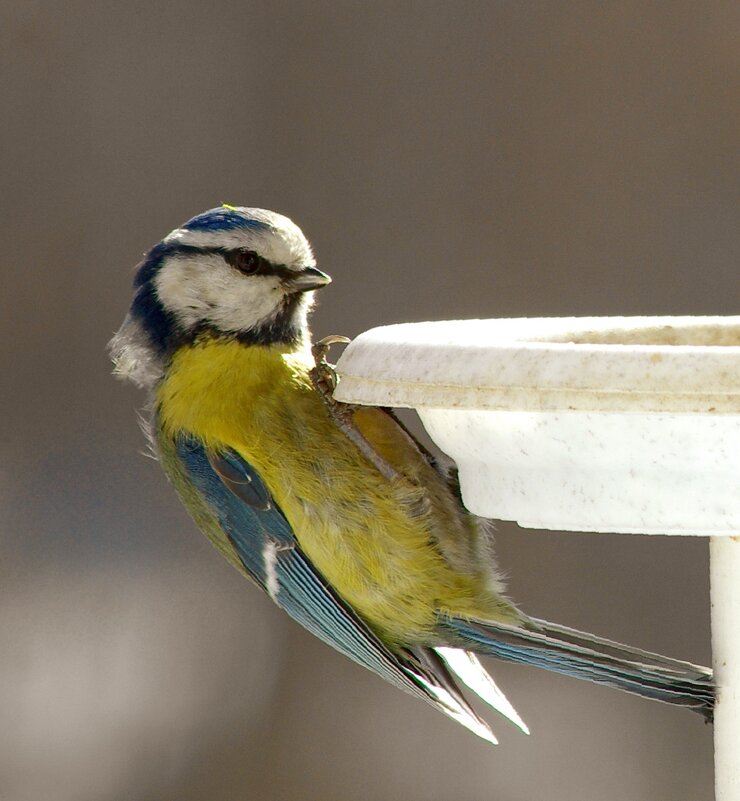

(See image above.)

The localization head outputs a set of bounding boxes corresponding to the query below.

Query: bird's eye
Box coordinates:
[226,250,266,275]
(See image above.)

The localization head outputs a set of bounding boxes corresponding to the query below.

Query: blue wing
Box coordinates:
[172,434,501,742]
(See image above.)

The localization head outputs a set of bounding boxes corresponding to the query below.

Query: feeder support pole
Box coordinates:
[711,536,740,801]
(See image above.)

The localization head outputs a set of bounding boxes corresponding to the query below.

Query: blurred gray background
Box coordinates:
[2,2,737,799]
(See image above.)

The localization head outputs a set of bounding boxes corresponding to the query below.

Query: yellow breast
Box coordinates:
[157,338,517,643]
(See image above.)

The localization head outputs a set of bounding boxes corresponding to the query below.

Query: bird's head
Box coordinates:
[109,206,330,387]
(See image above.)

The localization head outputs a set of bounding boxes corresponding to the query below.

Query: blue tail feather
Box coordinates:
[443,616,713,718]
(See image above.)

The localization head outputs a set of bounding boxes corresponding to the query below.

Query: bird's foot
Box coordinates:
[310,334,351,399]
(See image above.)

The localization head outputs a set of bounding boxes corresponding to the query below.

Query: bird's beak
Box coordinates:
[283,265,332,293]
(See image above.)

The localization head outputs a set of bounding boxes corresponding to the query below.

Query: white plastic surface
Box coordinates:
[418,407,739,535]
[334,316,740,414]
[334,316,740,535]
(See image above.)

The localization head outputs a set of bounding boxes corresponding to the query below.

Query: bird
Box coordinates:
[110,205,713,743]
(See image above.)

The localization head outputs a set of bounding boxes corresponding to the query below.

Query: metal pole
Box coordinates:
[711,536,740,801]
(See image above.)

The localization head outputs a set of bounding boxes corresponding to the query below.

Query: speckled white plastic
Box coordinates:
[333,316,740,535]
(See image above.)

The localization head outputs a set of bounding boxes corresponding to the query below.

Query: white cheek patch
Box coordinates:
[154,254,285,333]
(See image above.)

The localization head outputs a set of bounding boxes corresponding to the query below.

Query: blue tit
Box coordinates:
[110,206,712,743]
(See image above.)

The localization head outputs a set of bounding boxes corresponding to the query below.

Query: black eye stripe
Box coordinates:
[224,249,270,275]
[223,249,298,280]
[165,244,297,280]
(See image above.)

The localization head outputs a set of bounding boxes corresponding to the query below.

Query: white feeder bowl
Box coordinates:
[333,315,740,801]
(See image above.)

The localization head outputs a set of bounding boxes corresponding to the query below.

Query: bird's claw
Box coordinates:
[312,334,350,366]
[311,335,351,397]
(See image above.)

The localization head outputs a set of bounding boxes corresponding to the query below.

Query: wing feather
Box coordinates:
[169,433,504,742]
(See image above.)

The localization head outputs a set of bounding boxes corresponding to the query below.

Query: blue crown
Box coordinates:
[183,206,270,233]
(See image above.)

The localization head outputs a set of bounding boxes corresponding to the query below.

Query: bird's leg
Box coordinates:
[310,335,406,484]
